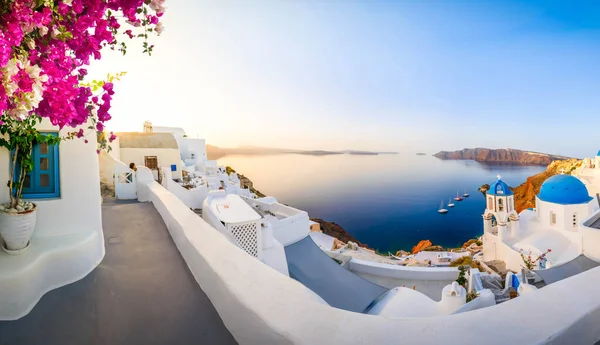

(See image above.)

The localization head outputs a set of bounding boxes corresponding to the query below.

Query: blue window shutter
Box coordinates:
[20,133,60,199]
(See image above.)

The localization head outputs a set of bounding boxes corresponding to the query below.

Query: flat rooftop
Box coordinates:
[0,200,237,345]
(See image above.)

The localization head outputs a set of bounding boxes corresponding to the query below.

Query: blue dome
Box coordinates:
[488,178,513,196]
[538,174,592,205]
[597,150,600,156]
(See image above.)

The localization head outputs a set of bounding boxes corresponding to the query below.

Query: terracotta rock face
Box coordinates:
[395,250,410,257]
[412,240,433,254]
[433,148,574,165]
[512,159,582,213]
[311,218,370,249]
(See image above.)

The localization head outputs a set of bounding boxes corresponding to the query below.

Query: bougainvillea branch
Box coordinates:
[0,0,165,143]
[0,0,165,209]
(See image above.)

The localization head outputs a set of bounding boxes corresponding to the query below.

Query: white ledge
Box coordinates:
[0,228,104,320]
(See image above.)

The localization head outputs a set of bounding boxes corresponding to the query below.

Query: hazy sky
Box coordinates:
[90,0,600,157]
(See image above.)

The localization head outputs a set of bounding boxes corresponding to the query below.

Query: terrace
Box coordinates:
[0,200,236,345]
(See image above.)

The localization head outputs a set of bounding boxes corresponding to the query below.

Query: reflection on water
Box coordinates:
[218,154,545,252]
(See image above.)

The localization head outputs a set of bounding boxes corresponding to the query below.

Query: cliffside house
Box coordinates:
[113,131,182,180]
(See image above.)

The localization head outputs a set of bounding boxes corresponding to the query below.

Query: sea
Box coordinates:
[217,153,546,253]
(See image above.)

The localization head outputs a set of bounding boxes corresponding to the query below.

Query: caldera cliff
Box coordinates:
[512,159,582,213]
[434,148,573,165]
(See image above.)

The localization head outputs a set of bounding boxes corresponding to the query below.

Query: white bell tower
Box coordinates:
[483,175,519,240]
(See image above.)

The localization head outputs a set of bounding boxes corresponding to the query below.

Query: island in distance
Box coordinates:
[207,145,399,160]
[433,148,574,165]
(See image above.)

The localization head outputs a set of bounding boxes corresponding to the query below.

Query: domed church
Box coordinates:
[482,172,598,272]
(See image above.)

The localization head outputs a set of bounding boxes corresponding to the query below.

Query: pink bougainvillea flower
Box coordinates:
[0,0,165,151]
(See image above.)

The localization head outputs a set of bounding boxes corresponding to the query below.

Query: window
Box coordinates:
[550,212,556,225]
[20,134,60,198]
[498,198,504,211]
[144,156,158,170]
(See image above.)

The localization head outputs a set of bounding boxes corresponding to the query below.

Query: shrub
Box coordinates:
[450,256,481,270]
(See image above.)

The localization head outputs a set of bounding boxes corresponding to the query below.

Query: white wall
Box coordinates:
[183,138,206,168]
[242,197,310,246]
[348,259,459,301]
[119,147,182,179]
[536,197,593,233]
[483,232,525,272]
[152,126,187,159]
[110,136,121,161]
[0,120,103,237]
[138,180,600,344]
[0,120,104,319]
[98,150,128,188]
[581,212,600,262]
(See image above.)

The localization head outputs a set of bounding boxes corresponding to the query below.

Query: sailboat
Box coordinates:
[438,200,449,214]
[447,198,455,208]
[463,189,470,197]
[454,191,463,201]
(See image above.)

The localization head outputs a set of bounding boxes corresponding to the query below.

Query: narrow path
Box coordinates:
[0,200,237,345]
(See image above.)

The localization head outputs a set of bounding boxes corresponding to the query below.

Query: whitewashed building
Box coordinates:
[0,120,104,320]
[483,173,599,271]
[572,149,600,197]
[145,121,207,171]
[114,132,182,180]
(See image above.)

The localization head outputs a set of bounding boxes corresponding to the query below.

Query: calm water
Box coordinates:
[217,154,545,252]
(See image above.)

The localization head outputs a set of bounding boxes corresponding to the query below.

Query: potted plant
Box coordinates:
[0,115,63,254]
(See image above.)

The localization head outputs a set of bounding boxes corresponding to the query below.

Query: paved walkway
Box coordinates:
[0,200,237,345]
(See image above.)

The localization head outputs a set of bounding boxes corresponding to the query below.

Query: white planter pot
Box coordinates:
[0,204,37,254]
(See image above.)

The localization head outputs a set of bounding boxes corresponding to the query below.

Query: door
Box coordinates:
[114,165,137,199]
[145,156,159,181]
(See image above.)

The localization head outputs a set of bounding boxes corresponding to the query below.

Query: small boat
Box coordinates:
[454,191,463,201]
[447,198,455,208]
[463,189,469,197]
[438,200,448,214]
